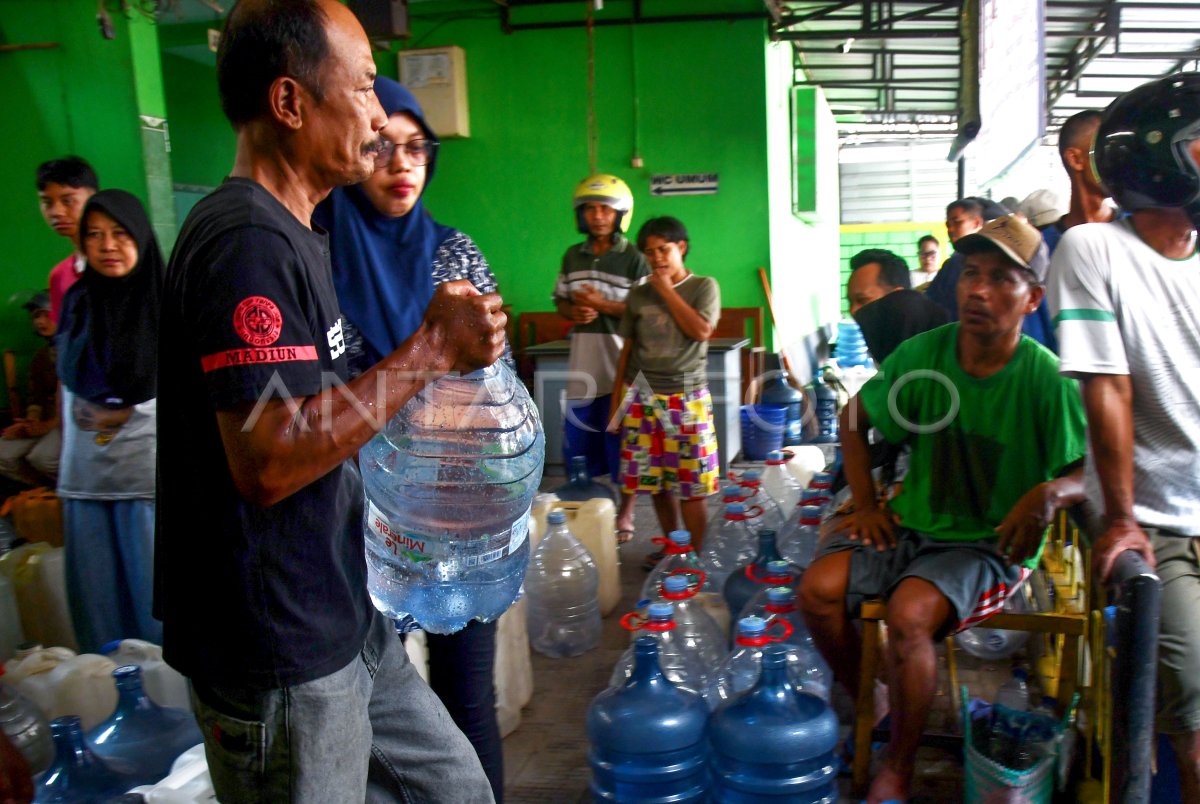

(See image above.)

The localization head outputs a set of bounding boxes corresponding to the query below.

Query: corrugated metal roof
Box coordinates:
[774,0,1200,144]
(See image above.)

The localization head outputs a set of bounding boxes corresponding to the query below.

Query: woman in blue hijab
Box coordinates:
[314,77,510,801]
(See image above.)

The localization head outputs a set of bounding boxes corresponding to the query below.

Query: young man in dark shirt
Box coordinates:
[157,1,502,800]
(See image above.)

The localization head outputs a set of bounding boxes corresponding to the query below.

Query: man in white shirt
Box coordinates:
[1047,73,1200,800]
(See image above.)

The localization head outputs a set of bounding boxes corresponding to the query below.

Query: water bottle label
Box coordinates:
[367,500,529,566]
[368,500,433,562]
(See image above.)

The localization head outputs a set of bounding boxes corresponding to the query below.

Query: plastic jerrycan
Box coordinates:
[529,495,619,616]
[9,646,75,719]
[44,653,119,730]
[101,639,191,710]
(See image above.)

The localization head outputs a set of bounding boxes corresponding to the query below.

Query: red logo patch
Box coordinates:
[233,296,283,347]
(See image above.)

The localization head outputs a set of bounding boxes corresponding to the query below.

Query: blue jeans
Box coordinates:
[191,610,494,803]
[62,498,160,652]
[425,620,504,802]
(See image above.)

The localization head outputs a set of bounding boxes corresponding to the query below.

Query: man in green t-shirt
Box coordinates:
[798,214,1087,804]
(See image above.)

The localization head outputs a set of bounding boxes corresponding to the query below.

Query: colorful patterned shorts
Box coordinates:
[618,386,720,500]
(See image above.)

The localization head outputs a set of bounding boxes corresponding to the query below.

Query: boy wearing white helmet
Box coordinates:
[553,174,648,542]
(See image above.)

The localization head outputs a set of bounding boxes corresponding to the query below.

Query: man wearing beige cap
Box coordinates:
[800,214,1087,804]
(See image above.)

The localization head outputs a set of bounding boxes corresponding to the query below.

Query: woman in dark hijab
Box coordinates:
[56,189,162,652]
[314,78,511,801]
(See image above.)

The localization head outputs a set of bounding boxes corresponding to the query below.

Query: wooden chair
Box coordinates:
[711,307,765,405]
[850,512,1090,791]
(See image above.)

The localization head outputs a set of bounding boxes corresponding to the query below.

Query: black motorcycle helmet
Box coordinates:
[1095,72,1200,219]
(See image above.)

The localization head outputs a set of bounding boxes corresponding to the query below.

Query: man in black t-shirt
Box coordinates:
[156,1,502,801]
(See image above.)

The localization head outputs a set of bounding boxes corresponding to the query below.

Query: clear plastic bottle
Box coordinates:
[740,587,831,700]
[86,665,204,787]
[525,511,601,658]
[0,666,51,776]
[724,556,798,633]
[698,504,758,592]
[635,571,725,673]
[611,603,709,700]
[360,361,545,634]
[643,530,706,599]
[777,504,823,569]
[706,616,829,710]
[761,451,803,519]
[735,470,787,531]
[955,589,1032,661]
[806,472,835,512]
[994,668,1030,712]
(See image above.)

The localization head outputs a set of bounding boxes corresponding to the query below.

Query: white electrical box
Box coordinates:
[398,46,470,139]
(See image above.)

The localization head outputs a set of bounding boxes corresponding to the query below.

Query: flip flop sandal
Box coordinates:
[641,550,665,571]
[616,528,635,546]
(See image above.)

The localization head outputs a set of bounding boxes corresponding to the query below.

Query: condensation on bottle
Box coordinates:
[360,361,545,634]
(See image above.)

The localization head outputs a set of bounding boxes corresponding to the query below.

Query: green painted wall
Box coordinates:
[158,1,796,329]
[0,0,154,354]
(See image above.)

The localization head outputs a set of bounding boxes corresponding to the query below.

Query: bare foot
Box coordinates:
[616,528,635,545]
[866,758,911,803]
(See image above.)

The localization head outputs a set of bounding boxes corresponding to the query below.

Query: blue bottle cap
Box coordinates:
[668,529,691,546]
[744,469,762,481]
[800,489,821,502]
[648,602,674,620]
[767,449,785,461]
[766,560,791,574]
[547,510,567,525]
[738,616,767,635]
[722,487,746,501]
[726,502,746,515]
[813,471,834,485]
[799,505,822,521]
[663,574,689,594]
[767,586,792,603]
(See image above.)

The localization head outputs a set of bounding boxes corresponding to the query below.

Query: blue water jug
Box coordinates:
[723,532,791,625]
[759,369,805,446]
[360,360,545,634]
[552,455,618,504]
[808,373,839,444]
[833,319,872,368]
[35,716,136,803]
[588,636,709,802]
[86,665,203,787]
[708,644,839,801]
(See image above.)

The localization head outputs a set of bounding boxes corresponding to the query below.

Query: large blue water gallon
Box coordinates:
[86,665,203,787]
[552,455,618,504]
[360,360,545,634]
[759,370,806,446]
[708,644,839,802]
[35,716,136,803]
[588,636,709,803]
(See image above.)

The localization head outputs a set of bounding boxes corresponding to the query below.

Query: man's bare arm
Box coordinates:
[216,281,506,507]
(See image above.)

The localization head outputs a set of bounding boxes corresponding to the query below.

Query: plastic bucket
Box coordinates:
[740,404,786,461]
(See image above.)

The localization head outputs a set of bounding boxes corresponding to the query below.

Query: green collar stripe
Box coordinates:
[1054,308,1116,324]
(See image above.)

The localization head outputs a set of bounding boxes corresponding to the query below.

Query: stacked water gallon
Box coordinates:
[833,318,872,369]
